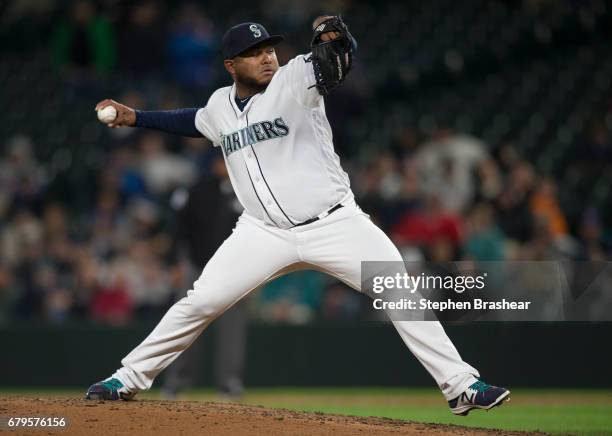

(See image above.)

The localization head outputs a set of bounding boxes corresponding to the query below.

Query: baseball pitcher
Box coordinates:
[86,16,509,416]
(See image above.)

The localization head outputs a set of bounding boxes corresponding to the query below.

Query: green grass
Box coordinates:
[3,387,612,435]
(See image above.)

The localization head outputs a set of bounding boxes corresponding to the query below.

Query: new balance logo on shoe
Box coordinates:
[449,379,510,416]
[460,392,475,403]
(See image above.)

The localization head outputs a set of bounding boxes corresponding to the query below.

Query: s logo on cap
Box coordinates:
[221,22,283,58]
[250,24,262,38]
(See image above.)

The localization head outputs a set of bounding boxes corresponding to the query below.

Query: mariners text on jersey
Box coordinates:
[220,117,289,156]
[194,54,352,228]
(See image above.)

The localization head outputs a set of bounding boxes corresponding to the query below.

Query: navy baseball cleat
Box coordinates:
[448,379,510,416]
[85,378,135,401]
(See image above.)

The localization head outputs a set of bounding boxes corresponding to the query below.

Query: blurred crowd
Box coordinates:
[1,0,611,325]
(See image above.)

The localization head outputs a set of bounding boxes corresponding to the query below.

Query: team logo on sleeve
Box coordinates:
[220,117,289,156]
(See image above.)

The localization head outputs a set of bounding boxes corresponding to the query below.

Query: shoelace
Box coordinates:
[469,380,491,393]
[101,379,123,390]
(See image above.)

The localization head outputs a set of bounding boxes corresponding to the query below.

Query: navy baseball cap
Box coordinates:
[221,22,284,59]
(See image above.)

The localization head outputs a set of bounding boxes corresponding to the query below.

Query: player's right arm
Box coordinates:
[94,99,206,138]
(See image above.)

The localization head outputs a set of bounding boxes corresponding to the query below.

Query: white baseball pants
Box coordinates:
[113,199,479,400]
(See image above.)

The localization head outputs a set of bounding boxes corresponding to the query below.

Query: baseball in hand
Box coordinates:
[97,105,117,124]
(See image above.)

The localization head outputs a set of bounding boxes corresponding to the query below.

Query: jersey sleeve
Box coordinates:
[195,106,217,144]
[283,54,323,108]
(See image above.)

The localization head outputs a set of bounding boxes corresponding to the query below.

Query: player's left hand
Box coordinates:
[310,15,355,94]
[313,15,341,42]
[320,31,341,42]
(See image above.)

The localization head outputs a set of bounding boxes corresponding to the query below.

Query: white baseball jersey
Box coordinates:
[194,54,353,228]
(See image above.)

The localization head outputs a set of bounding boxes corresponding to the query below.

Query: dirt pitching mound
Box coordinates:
[1,396,537,436]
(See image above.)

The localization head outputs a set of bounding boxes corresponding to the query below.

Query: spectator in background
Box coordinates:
[353,152,404,230]
[166,2,218,88]
[1,208,43,268]
[428,238,457,262]
[474,158,503,202]
[495,143,521,174]
[43,282,73,323]
[118,0,166,78]
[495,161,535,244]
[89,188,126,259]
[392,192,463,258]
[45,233,76,291]
[42,203,69,241]
[0,135,47,217]
[392,157,424,214]
[89,263,134,326]
[320,281,364,320]
[7,211,45,318]
[576,207,609,261]
[138,132,196,196]
[521,215,567,261]
[430,157,472,213]
[50,0,116,74]
[416,127,488,213]
[124,198,164,241]
[529,176,568,240]
[109,147,148,201]
[463,202,506,261]
[111,238,171,316]
[375,151,403,201]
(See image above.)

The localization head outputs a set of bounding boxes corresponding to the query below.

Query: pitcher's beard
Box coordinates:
[235,73,271,95]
